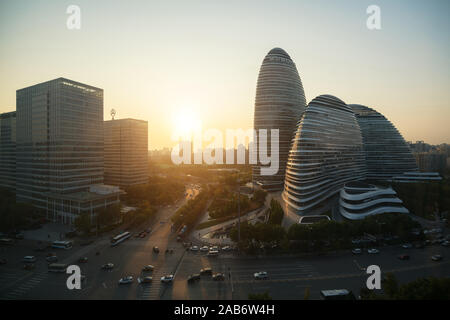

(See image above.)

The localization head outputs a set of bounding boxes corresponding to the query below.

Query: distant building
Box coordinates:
[0,111,16,190]
[104,118,148,186]
[15,78,116,223]
[391,172,442,183]
[413,152,447,174]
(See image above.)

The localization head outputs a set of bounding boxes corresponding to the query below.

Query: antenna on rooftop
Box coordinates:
[110,108,116,120]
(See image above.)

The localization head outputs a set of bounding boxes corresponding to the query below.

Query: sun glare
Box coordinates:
[172,108,202,140]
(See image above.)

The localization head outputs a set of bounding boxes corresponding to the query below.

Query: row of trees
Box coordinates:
[267,199,283,225]
[228,213,421,253]
[360,273,450,300]
[123,176,185,206]
[171,186,211,230]
[73,203,122,235]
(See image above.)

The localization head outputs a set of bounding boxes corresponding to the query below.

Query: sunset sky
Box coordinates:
[0,0,449,149]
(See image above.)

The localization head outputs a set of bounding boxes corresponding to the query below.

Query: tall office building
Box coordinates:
[104,118,148,186]
[283,95,366,222]
[252,48,306,191]
[16,78,118,223]
[350,104,418,180]
[0,111,16,190]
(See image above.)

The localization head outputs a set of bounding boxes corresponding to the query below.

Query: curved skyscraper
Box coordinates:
[339,181,408,220]
[350,104,418,180]
[282,95,366,222]
[252,48,306,191]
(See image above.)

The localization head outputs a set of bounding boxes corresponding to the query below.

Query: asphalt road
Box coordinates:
[0,187,449,300]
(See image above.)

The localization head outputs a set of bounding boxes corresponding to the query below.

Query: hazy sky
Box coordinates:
[1,0,449,149]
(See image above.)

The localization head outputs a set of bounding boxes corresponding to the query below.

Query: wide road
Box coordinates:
[0,186,199,300]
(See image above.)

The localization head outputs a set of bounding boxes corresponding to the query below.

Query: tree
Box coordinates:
[74,213,92,235]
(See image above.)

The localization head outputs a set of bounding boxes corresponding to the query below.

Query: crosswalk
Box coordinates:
[140,269,164,300]
[0,271,48,300]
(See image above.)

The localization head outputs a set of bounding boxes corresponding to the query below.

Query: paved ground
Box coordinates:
[0,185,448,300]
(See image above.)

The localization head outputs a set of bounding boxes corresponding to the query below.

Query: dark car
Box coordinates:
[187,274,201,282]
[101,263,114,270]
[78,257,88,263]
[153,246,160,253]
[200,267,212,275]
[398,254,410,260]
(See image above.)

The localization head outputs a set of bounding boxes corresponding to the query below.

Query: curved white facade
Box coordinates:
[282,95,366,220]
[339,181,409,220]
[350,104,418,180]
[252,48,306,191]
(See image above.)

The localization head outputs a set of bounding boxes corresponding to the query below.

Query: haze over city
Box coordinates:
[1,0,449,149]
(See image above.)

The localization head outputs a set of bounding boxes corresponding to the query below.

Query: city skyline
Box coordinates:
[1,0,449,150]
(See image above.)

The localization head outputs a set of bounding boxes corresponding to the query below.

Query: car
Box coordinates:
[145,228,151,233]
[187,274,201,282]
[139,233,146,238]
[46,255,58,262]
[402,243,413,249]
[207,250,219,256]
[367,248,379,254]
[118,276,133,285]
[138,276,153,284]
[398,254,410,260]
[78,257,88,263]
[221,246,231,251]
[153,246,160,253]
[22,256,37,263]
[210,246,219,251]
[160,275,174,283]
[190,246,199,252]
[200,267,213,275]
[212,273,225,281]
[102,263,114,270]
[441,241,450,247]
[431,255,443,261]
[254,271,268,280]
[200,246,209,252]
[352,248,362,255]
[142,265,154,272]
[24,263,35,270]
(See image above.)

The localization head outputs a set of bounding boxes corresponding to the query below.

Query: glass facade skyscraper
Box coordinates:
[0,111,16,190]
[16,78,104,209]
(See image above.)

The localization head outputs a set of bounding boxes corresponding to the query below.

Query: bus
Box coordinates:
[48,263,68,273]
[320,289,356,300]
[51,240,73,249]
[111,231,131,246]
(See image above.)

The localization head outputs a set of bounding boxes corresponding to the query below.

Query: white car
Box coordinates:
[160,275,174,283]
[352,248,362,255]
[22,256,37,263]
[199,246,209,252]
[402,243,413,249]
[367,248,379,254]
[221,246,231,251]
[118,276,133,285]
[190,246,199,252]
[142,265,154,272]
[254,271,268,280]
